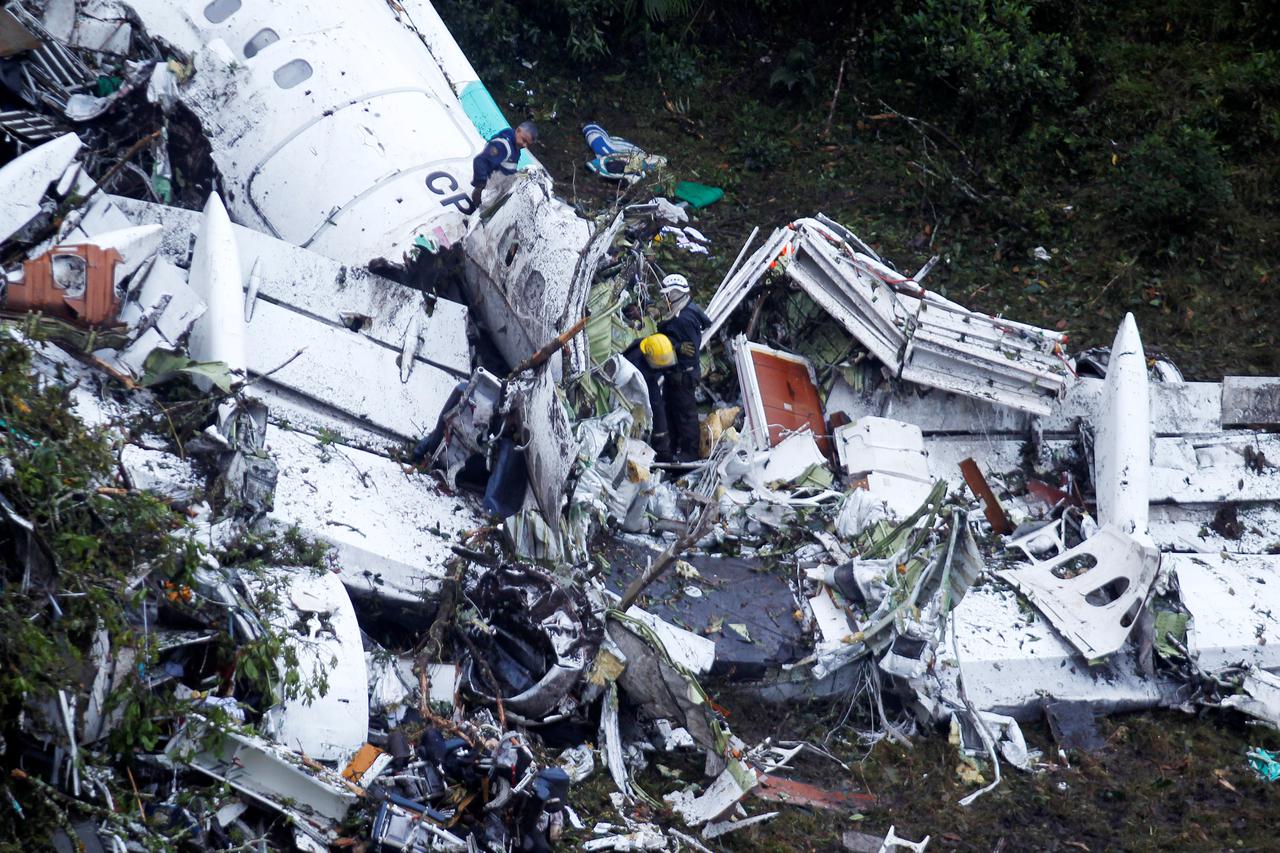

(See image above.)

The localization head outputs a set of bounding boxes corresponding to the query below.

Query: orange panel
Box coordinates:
[749,349,831,456]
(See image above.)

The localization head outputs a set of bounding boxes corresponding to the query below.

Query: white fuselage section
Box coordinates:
[128,0,486,262]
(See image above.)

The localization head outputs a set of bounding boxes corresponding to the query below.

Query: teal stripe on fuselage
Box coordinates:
[459,80,533,169]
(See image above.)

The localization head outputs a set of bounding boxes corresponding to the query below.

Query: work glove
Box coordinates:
[678,341,696,358]
[469,185,484,213]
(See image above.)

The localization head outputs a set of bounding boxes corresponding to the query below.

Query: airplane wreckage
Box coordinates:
[1,0,1279,850]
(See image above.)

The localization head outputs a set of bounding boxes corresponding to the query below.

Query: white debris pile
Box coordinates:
[2,0,1279,850]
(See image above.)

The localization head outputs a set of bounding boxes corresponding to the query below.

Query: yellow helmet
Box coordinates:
[639,334,676,369]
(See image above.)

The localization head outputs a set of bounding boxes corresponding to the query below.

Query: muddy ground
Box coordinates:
[565,701,1280,852]
[473,66,1280,852]
[488,51,1280,381]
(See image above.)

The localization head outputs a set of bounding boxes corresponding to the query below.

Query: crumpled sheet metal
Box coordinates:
[605,612,735,775]
[934,582,1173,721]
[811,505,982,681]
[167,718,357,847]
[996,524,1160,661]
[0,131,81,246]
[463,565,603,720]
[702,217,1070,414]
[463,175,623,379]
[247,566,370,763]
[507,369,580,524]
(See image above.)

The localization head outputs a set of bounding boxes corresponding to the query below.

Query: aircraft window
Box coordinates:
[244,28,279,58]
[203,0,241,24]
[273,59,313,89]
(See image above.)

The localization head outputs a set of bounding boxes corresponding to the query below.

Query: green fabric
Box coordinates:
[674,180,724,209]
[1153,610,1190,659]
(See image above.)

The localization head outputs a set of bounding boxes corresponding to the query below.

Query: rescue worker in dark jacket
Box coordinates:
[623,333,678,461]
[469,121,537,211]
[657,274,711,463]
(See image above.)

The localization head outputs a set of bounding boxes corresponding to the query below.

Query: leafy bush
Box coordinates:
[1114,125,1234,232]
[769,39,819,97]
[736,128,789,171]
[872,0,1078,128]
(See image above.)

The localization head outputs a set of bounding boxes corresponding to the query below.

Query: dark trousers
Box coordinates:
[624,347,671,459]
[665,369,699,459]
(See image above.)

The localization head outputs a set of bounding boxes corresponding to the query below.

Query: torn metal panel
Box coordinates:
[463,174,619,378]
[250,567,369,763]
[622,606,718,677]
[0,131,81,246]
[1169,553,1280,672]
[1094,313,1150,536]
[707,219,1070,414]
[124,0,487,261]
[110,196,472,378]
[507,369,579,523]
[762,429,829,485]
[167,721,357,844]
[267,424,481,609]
[732,336,829,453]
[1222,376,1280,427]
[831,376,1224,437]
[0,8,41,57]
[1221,667,1280,729]
[113,258,207,374]
[665,761,759,827]
[834,416,929,481]
[996,525,1160,660]
[936,583,1172,720]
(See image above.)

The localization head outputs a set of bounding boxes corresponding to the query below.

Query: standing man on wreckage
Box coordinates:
[468,120,538,212]
[656,274,711,464]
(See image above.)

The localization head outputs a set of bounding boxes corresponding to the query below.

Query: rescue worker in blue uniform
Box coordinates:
[469,120,538,211]
[656,274,711,463]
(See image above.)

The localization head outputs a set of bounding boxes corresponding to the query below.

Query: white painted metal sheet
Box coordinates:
[186,193,247,375]
[0,132,81,245]
[1170,553,1280,672]
[253,567,369,762]
[1094,313,1150,535]
[110,196,471,376]
[937,584,1171,720]
[268,425,481,608]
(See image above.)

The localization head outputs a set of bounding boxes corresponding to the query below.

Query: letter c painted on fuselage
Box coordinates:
[425,170,474,214]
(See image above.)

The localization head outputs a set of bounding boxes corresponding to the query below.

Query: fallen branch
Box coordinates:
[822,55,849,140]
[618,500,718,611]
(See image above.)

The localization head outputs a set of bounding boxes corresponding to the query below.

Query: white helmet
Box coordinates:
[660,273,690,297]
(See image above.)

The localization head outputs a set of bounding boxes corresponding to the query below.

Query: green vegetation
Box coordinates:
[440,0,1280,378]
[0,333,330,849]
